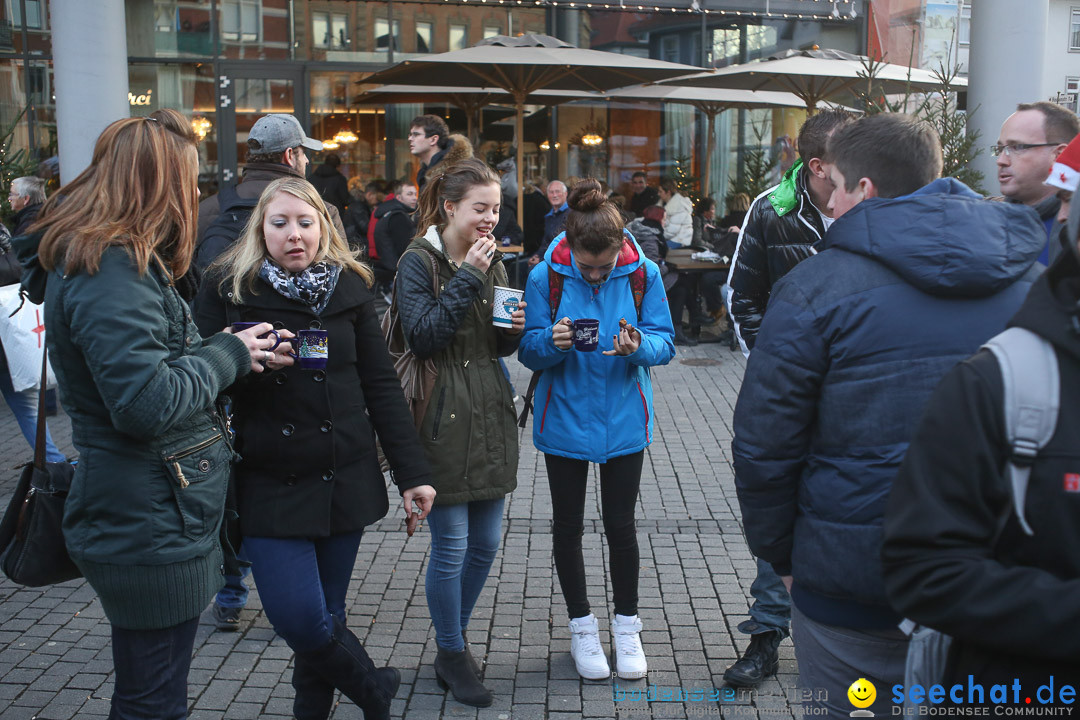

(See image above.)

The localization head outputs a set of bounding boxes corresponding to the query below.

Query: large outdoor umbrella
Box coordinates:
[360,34,702,227]
[352,84,596,146]
[671,48,965,115]
[603,85,813,199]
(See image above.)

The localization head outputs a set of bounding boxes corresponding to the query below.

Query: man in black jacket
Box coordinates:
[721,109,852,689]
[882,136,1080,694]
[309,152,350,219]
[628,171,659,218]
[8,176,45,236]
[372,179,418,293]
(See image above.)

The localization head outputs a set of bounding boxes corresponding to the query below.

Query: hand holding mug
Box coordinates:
[264,329,296,371]
[230,322,283,373]
[464,234,498,272]
[552,317,574,350]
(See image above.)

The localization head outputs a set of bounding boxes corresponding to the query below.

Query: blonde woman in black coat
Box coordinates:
[195,177,435,720]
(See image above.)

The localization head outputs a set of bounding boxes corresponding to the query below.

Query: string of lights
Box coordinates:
[382,0,859,22]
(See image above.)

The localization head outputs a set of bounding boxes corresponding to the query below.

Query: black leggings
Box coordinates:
[545,450,644,619]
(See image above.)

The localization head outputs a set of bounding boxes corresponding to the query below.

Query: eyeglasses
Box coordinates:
[990,142,1059,157]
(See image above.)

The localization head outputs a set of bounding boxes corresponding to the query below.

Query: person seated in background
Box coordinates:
[629,171,659,218]
[658,177,693,249]
[631,205,699,347]
[719,192,750,231]
[698,196,744,331]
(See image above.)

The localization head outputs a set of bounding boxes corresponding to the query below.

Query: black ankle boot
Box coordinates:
[461,630,482,680]
[435,645,493,707]
[295,618,401,720]
[292,655,336,720]
[723,630,783,688]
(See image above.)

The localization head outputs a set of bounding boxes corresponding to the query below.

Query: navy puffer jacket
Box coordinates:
[732,178,1045,630]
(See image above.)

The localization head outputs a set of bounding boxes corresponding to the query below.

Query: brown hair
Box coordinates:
[658,176,678,194]
[827,113,943,199]
[1016,101,1080,145]
[411,114,450,150]
[564,178,624,255]
[727,192,751,212]
[798,108,854,163]
[413,157,500,239]
[36,109,199,279]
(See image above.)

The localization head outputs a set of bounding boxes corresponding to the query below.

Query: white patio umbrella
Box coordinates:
[360,34,702,227]
[603,85,814,199]
[671,48,964,115]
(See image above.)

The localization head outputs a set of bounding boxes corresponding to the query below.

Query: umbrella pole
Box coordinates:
[516,96,525,231]
[703,109,717,201]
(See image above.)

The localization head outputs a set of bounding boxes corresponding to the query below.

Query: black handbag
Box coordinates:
[0,349,81,586]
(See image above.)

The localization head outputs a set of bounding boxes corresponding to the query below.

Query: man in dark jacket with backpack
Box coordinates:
[882,135,1080,694]
[731,114,1045,715]
[196,114,346,277]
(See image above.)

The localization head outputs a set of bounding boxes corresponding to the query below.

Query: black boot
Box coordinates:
[435,645,493,707]
[295,618,400,720]
[461,630,482,680]
[723,630,783,688]
[292,655,336,720]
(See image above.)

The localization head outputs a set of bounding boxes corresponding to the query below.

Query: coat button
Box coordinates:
[450,413,456,419]
[320,421,333,433]
[482,298,488,304]
[285,474,297,486]
[322,470,334,482]
[274,374,288,385]
[282,424,295,437]
[198,459,211,472]
[313,370,326,383]
[309,320,323,330]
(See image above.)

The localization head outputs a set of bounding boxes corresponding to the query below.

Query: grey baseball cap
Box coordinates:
[247,114,323,154]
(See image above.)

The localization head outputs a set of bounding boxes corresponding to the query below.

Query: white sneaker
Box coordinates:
[612,614,648,679]
[569,614,611,680]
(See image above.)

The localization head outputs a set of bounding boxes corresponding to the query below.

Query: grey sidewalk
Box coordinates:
[0,342,801,720]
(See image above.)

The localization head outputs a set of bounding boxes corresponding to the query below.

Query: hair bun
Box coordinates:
[567,178,606,212]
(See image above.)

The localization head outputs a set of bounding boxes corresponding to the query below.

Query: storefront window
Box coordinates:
[125,0,214,58]
[310,70,392,186]
[128,63,219,195]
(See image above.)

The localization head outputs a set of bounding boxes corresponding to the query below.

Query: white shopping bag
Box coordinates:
[0,284,56,392]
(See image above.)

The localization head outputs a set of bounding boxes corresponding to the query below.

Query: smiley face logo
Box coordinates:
[848,678,877,711]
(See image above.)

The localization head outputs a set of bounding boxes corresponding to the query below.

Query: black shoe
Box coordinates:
[435,645,494,707]
[295,618,400,720]
[723,630,782,688]
[461,630,483,680]
[292,655,336,720]
[674,330,698,347]
[212,604,241,632]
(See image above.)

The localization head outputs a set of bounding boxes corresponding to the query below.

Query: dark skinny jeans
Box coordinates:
[545,450,644,619]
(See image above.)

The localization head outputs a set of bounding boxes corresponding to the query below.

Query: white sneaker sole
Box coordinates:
[574,660,611,681]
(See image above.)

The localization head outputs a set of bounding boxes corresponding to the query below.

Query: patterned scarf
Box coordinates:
[259,259,341,315]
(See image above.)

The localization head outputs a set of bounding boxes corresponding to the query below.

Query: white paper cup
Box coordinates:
[492,285,524,327]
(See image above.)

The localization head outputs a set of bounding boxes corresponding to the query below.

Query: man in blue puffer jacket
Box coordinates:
[732,113,1045,716]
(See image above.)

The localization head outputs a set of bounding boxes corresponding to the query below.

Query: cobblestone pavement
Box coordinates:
[0,339,804,719]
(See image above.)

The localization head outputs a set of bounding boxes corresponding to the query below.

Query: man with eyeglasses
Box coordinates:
[994,101,1079,264]
[409,114,451,194]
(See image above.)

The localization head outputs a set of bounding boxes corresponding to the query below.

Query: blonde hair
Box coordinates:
[213,177,373,302]
[36,109,199,279]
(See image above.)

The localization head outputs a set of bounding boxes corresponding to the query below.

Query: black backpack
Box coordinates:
[194,183,260,280]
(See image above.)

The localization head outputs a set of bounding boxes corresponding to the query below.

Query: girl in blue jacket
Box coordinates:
[519,179,675,682]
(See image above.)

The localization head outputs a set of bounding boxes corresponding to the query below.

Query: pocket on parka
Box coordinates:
[160,430,230,541]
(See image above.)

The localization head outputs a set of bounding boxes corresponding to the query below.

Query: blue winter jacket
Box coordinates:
[519,231,676,462]
[732,178,1045,630]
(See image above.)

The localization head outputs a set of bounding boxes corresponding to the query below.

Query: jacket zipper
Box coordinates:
[431,387,447,441]
[539,385,552,434]
[165,432,223,489]
[637,382,650,443]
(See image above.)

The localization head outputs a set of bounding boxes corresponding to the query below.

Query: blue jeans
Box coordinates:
[244,531,363,653]
[214,545,250,609]
[109,616,199,720]
[0,356,64,463]
[737,557,791,637]
[425,498,505,652]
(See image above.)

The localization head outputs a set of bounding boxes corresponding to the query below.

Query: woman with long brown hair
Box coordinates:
[15,109,280,719]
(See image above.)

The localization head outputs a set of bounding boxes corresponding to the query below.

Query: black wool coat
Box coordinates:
[195,268,432,537]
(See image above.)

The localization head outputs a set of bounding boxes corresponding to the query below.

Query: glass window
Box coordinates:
[416,21,432,53]
[1071,8,1080,51]
[222,0,259,42]
[332,13,348,49]
[661,35,678,64]
[483,25,500,39]
[313,12,328,49]
[449,23,467,51]
[959,1,971,46]
[126,0,214,58]
[375,18,400,51]
[128,63,218,195]
[11,0,42,29]
[310,71,388,184]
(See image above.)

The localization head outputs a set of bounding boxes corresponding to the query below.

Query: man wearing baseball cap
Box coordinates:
[194,113,346,632]
[196,113,346,274]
